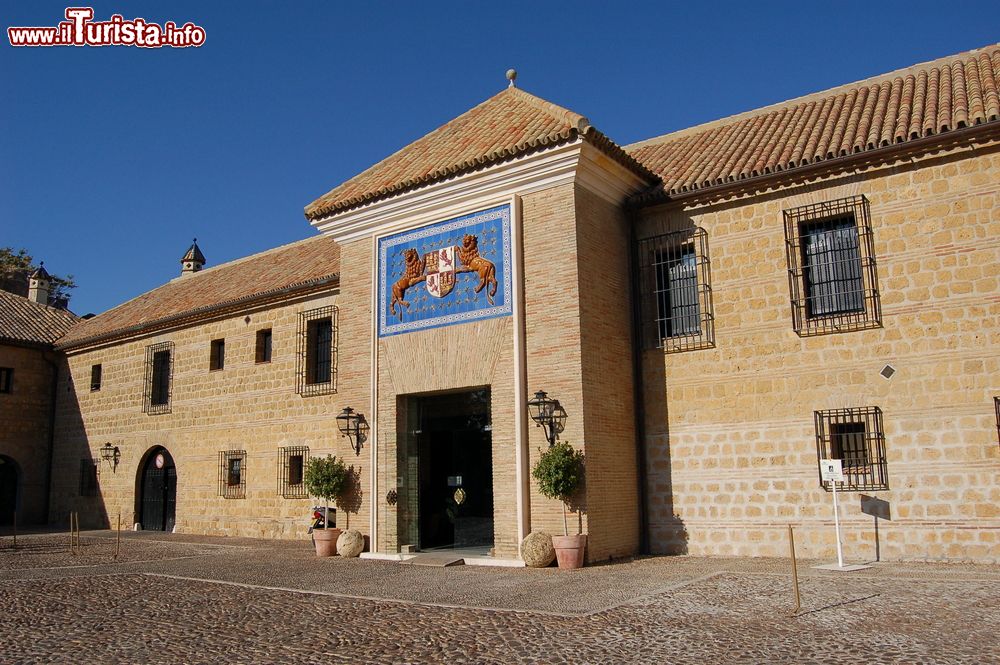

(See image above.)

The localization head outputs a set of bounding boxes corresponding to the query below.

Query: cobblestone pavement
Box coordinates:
[1,531,998,664]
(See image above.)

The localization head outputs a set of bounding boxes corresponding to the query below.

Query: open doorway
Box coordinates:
[404,388,493,552]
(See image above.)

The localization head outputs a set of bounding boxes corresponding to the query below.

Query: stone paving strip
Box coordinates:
[1,531,998,663]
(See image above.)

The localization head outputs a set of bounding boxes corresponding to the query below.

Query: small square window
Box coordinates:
[814,406,888,491]
[90,364,102,392]
[255,329,272,364]
[219,450,246,499]
[209,338,225,371]
[994,397,999,447]
[0,367,12,394]
[79,458,98,497]
[278,446,309,498]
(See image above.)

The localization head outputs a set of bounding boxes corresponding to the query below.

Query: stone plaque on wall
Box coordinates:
[377,204,512,337]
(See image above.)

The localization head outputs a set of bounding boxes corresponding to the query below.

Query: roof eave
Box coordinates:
[628,121,1000,209]
[305,128,659,223]
[57,274,340,352]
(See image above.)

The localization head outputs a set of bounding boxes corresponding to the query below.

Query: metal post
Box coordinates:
[12,511,16,550]
[788,524,800,614]
[69,512,75,555]
[115,512,121,560]
[832,481,844,568]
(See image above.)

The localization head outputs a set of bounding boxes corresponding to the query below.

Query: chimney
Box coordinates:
[180,238,206,276]
[28,263,51,305]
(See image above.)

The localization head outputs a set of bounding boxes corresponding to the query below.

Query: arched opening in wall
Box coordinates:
[0,455,20,525]
[135,447,176,531]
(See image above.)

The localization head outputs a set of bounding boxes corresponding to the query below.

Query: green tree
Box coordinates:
[0,247,76,306]
[532,441,585,536]
[303,455,348,529]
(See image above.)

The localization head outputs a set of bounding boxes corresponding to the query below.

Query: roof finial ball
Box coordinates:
[506,69,517,88]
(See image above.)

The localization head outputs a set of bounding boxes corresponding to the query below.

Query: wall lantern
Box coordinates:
[100,443,121,471]
[336,407,367,456]
[527,390,567,446]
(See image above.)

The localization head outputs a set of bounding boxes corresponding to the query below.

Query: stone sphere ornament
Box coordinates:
[520,531,556,568]
[337,529,365,558]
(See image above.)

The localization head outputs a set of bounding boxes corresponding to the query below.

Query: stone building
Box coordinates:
[49,44,999,563]
[0,269,79,526]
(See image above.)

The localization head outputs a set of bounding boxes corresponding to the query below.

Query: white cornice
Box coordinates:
[576,142,650,205]
[311,139,651,243]
[312,141,582,243]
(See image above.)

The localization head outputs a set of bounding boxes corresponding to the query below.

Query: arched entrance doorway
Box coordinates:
[0,456,19,526]
[137,447,176,531]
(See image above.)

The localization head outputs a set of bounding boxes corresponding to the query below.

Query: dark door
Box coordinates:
[416,389,493,550]
[140,449,176,531]
[0,457,18,525]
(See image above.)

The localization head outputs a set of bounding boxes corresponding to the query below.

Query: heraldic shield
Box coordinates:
[424,246,457,298]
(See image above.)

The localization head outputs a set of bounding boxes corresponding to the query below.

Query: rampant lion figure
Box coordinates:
[390,248,425,318]
[457,234,498,305]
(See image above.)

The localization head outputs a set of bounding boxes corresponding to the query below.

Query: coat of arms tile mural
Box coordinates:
[378,205,512,337]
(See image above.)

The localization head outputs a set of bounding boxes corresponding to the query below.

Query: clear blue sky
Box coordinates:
[3,1,998,315]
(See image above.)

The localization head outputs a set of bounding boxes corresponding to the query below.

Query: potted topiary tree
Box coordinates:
[532,441,586,569]
[304,454,348,557]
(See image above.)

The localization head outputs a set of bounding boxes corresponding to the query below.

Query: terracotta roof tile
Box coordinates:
[0,291,79,347]
[304,86,654,220]
[627,44,1000,201]
[57,236,340,350]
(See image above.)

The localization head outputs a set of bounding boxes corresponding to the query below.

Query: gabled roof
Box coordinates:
[626,44,1000,202]
[0,290,79,347]
[57,235,341,350]
[304,86,655,220]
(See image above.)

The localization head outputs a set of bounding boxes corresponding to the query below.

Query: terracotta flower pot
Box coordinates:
[313,528,342,557]
[551,534,587,569]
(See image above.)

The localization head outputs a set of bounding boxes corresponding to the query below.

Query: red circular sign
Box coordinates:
[154,453,165,469]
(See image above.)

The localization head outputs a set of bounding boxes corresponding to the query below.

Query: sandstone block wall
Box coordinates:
[637,142,1000,562]
[0,344,56,525]
[49,289,367,541]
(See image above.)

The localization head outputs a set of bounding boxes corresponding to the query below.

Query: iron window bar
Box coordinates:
[143,341,174,415]
[994,397,999,446]
[638,227,715,352]
[814,406,888,492]
[219,450,247,499]
[296,306,338,397]
[90,364,102,392]
[278,446,309,498]
[784,195,882,337]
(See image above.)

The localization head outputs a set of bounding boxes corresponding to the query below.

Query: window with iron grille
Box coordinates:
[297,306,338,396]
[784,196,881,336]
[219,450,246,499]
[0,367,12,393]
[814,406,888,491]
[90,364,102,392]
[209,338,225,371]
[638,227,714,352]
[278,446,309,498]
[255,328,272,364]
[143,342,173,414]
[79,458,98,496]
